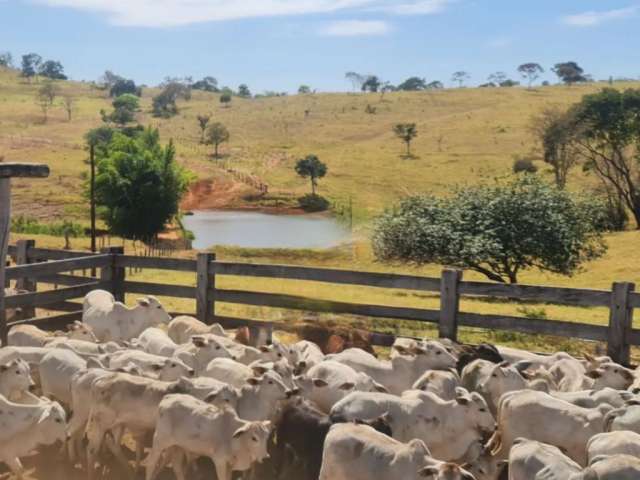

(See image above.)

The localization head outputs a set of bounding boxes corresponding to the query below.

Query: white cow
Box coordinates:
[108,350,194,381]
[462,360,527,414]
[46,337,123,356]
[551,358,633,392]
[508,438,582,480]
[587,431,640,465]
[39,348,89,407]
[137,327,180,357]
[319,423,476,480]
[0,395,67,476]
[0,357,35,401]
[412,369,461,401]
[173,335,236,372]
[331,388,494,462]
[552,388,635,409]
[145,395,271,480]
[605,401,640,433]
[574,455,640,480]
[295,360,389,413]
[291,340,325,374]
[8,321,97,347]
[329,342,457,395]
[490,390,612,466]
[167,315,226,344]
[82,289,171,342]
[203,357,258,388]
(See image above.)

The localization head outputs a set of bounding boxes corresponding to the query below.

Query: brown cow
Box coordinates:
[298,323,375,356]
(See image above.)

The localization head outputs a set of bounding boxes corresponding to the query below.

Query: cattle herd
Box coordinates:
[2,289,640,479]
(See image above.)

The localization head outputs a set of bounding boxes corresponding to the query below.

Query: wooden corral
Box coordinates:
[2,240,638,364]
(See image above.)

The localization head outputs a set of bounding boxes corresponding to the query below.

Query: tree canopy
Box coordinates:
[362,76,382,93]
[94,128,192,241]
[109,78,141,97]
[192,76,219,92]
[0,52,13,67]
[295,155,327,195]
[397,77,427,91]
[39,60,67,80]
[393,123,418,156]
[237,84,252,98]
[553,62,588,85]
[372,175,606,283]
[204,122,230,157]
[517,63,544,88]
[21,53,42,80]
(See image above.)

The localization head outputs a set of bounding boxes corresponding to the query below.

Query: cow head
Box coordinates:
[478,363,526,414]
[231,420,272,470]
[396,341,457,372]
[153,358,195,381]
[67,321,98,343]
[0,358,35,395]
[137,296,171,326]
[454,389,495,438]
[587,362,635,390]
[418,463,477,480]
[36,401,68,446]
[203,384,240,409]
[463,442,507,480]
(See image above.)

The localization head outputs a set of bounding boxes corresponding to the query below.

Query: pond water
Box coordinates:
[182,210,351,249]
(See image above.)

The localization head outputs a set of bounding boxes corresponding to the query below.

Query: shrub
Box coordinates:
[11,215,84,237]
[298,194,329,212]
[513,156,538,174]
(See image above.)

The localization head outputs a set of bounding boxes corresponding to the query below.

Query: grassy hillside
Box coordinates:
[3,66,638,222]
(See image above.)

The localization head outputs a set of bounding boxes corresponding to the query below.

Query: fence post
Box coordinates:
[15,239,36,318]
[100,246,125,302]
[439,269,462,342]
[196,253,216,325]
[607,282,635,365]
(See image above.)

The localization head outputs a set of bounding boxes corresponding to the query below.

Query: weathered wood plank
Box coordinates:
[215,262,442,292]
[123,281,196,299]
[8,311,83,330]
[101,247,124,302]
[630,292,640,309]
[459,281,611,307]
[15,240,36,318]
[115,255,197,272]
[38,274,97,286]
[457,311,608,341]
[26,247,96,261]
[6,255,111,279]
[216,289,440,322]
[607,282,635,365]
[4,282,109,309]
[439,269,462,341]
[0,177,10,344]
[46,301,84,312]
[196,253,215,324]
[0,163,50,178]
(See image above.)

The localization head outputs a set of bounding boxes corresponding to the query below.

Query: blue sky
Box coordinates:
[1,1,639,92]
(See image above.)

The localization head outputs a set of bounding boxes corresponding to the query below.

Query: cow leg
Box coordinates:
[104,433,135,480]
[85,417,106,480]
[144,445,164,480]
[170,450,188,480]
[213,459,231,480]
[4,457,24,478]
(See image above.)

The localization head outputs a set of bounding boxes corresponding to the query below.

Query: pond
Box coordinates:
[182,210,352,249]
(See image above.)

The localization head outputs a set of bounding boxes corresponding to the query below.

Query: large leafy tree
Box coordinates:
[570,88,640,228]
[553,62,588,85]
[397,77,427,91]
[393,123,418,156]
[94,128,192,241]
[295,155,327,195]
[192,76,219,92]
[38,60,67,80]
[205,122,229,158]
[372,175,606,283]
[517,63,544,89]
[0,52,13,68]
[21,53,42,81]
[451,71,470,88]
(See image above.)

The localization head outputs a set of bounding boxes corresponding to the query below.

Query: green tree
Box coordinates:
[488,72,507,86]
[152,82,189,118]
[220,91,232,107]
[21,53,42,81]
[205,122,229,158]
[426,81,444,90]
[35,81,58,122]
[345,72,366,92]
[109,78,141,97]
[517,63,544,89]
[570,88,640,228]
[553,62,588,85]
[62,95,74,121]
[237,84,251,98]
[84,126,116,255]
[372,175,606,283]
[0,52,13,68]
[101,93,139,126]
[38,60,67,80]
[361,75,382,93]
[192,76,219,92]
[393,123,418,156]
[94,128,191,241]
[529,106,579,189]
[295,155,327,195]
[451,71,470,88]
[397,77,427,91]
[298,85,311,94]
[197,114,211,143]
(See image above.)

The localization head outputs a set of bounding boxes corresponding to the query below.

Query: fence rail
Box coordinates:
[2,239,638,364]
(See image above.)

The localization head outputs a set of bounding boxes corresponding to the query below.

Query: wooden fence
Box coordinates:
[2,240,639,364]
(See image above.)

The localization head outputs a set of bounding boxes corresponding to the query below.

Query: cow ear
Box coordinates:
[205,392,218,403]
[586,369,602,379]
[417,466,438,477]
[151,363,163,371]
[455,393,471,405]
[338,382,355,391]
[583,352,596,363]
[0,363,9,372]
[393,345,408,355]
[191,336,207,348]
[373,382,388,393]
[232,424,251,438]
[259,345,271,353]
[137,298,150,307]
[247,377,261,386]
[312,378,329,388]
[251,365,269,375]
[411,347,426,355]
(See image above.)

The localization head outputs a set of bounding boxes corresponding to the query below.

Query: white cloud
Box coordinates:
[30,0,453,27]
[562,6,637,27]
[321,19,391,36]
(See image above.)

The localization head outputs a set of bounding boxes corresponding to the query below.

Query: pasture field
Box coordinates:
[3,67,640,357]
